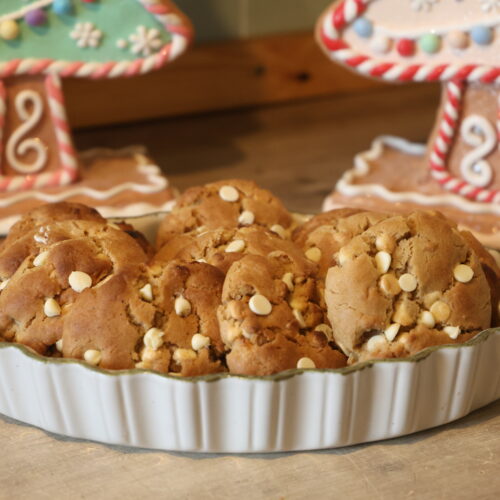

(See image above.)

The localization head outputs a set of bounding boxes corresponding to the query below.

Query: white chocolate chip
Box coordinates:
[366,334,387,353]
[44,298,61,318]
[419,311,436,328]
[249,294,272,316]
[143,328,164,350]
[55,339,63,353]
[305,247,322,263]
[314,323,333,341]
[293,309,306,328]
[33,251,49,267]
[337,247,350,266]
[173,348,197,363]
[453,264,474,283]
[399,273,417,292]
[297,357,316,369]
[384,323,400,342]
[0,279,9,291]
[197,258,207,264]
[430,300,451,322]
[375,251,392,273]
[225,239,246,253]
[238,210,255,226]
[139,283,153,302]
[282,272,294,292]
[219,185,239,202]
[444,326,460,340]
[68,271,92,293]
[191,333,210,351]
[83,349,102,366]
[270,224,286,239]
[174,295,192,317]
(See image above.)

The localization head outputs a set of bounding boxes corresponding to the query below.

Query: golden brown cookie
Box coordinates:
[0,220,151,370]
[136,261,226,376]
[154,225,314,276]
[325,211,492,363]
[156,179,293,248]
[218,254,347,375]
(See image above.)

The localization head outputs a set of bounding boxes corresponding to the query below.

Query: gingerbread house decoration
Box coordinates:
[317,0,500,248]
[0,0,192,233]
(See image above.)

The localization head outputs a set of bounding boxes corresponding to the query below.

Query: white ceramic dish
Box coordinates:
[0,213,498,453]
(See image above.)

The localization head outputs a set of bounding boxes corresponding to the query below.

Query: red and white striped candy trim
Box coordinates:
[429,80,500,203]
[319,0,500,83]
[0,0,192,79]
[0,75,78,192]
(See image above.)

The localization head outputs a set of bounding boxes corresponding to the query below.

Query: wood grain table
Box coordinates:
[2,85,499,499]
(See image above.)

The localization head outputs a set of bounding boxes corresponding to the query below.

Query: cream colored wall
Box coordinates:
[176,0,332,42]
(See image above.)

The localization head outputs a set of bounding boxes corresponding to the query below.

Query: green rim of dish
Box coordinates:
[0,328,497,383]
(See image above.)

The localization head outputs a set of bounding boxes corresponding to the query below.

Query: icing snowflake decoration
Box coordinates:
[70,22,102,49]
[481,0,500,11]
[128,26,163,56]
[410,0,439,11]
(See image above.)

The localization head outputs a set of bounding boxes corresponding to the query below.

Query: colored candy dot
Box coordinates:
[25,9,47,27]
[418,33,441,54]
[370,34,392,54]
[470,26,493,46]
[53,0,74,15]
[353,18,373,39]
[0,20,20,40]
[448,30,469,50]
[397,38,415,57]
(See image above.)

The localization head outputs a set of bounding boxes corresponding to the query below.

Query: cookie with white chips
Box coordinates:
[156,179,293,249]
[138,261,226,376]
[0,220,152,370]
[218,254,346,376]
[324,211,492,363]
[154,225,313,275]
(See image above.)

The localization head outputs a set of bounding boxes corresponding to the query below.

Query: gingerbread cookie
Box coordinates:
[324,211,492,363]
[317,1,500,248]
[218,254,346,376]
[156,179,293,248]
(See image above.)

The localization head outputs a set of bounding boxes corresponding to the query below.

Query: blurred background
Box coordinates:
[66,0,389,128]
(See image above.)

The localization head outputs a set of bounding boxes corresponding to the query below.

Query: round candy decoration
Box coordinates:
[397,38,415,57]
[470,25,493,46]
[418,33,441,53]
[448,30,469,50]
[370,34,392,54]
[53,0,75,15]
[0,20,20,40]
[353,18,373,39]
[25,9,48,27]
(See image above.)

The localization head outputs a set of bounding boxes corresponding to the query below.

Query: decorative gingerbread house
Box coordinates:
[317,0,500,248]
[0,0,192,233]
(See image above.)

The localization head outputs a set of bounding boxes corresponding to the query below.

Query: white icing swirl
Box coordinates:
[459,115,495,188]
[6,90,47,175]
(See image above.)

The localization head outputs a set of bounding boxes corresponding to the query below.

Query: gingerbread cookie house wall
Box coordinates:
[317,0,500,248]
[0,0,192,233]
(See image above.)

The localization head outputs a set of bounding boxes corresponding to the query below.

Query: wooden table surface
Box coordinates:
[2,85,499,499]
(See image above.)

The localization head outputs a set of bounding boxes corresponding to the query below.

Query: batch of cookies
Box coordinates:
[0,179,497,377]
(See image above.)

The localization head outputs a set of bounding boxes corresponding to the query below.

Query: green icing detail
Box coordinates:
[0,0,173,63]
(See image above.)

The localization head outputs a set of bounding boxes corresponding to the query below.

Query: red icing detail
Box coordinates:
[369,63,394,78]
[333,4,346,30]
[321,30,348,51]
[480,68,500,83]
[425,65,448,81]
[439,129,452,144]
[345,55,369,67]
[399,65,421,81]
[396,39,415,57]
